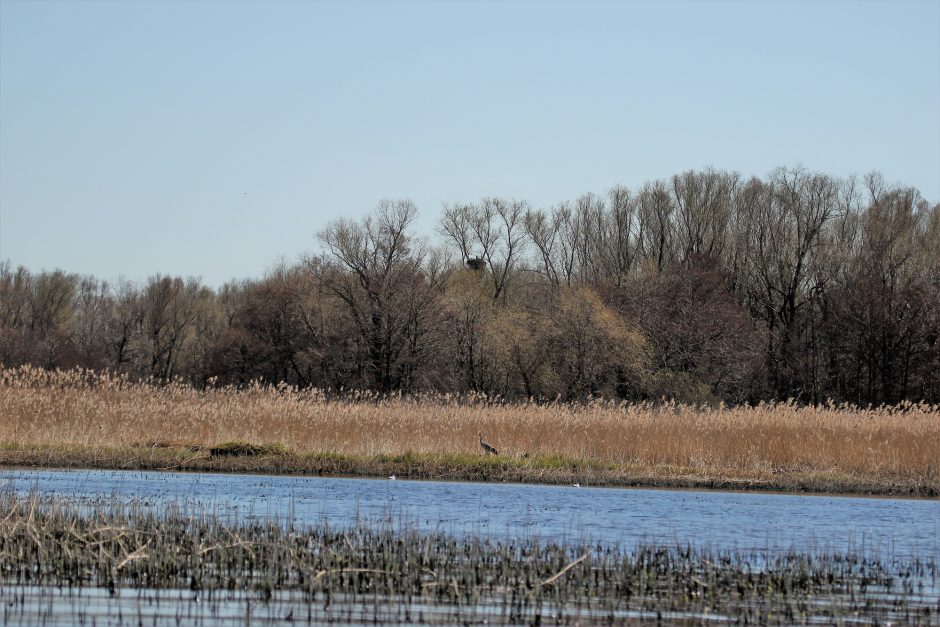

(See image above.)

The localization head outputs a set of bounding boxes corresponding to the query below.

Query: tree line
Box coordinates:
[2,167,938,405]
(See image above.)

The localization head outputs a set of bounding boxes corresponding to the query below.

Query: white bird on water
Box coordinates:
[388,475,396,480]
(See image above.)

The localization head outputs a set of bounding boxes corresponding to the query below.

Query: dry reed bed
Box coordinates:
[1,366,938,490]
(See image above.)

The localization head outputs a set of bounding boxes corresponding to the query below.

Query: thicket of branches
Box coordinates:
[2,167,938,405]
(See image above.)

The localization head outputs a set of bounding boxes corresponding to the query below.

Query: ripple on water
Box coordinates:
[1,468,937,556]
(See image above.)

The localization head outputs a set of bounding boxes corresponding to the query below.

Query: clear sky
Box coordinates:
[1,0,938,287]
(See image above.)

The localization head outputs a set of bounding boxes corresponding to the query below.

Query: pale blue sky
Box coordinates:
[1,0,938,286]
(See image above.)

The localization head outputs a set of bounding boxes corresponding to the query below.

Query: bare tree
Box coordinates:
[526,191,638,288]
[0,263,31,331]
[525,200,585,287]
[73,276,110,369]
[26,270,78,368]
[636,180,676,272]
[672,168,738,266]
[594,185,641,287]
[0,263,32,365]
[102,279,143,374]
[440,198,528,301]
[311,200,438,392]
[142,275,201,380]
[524,205,564,287]
[741,167,840,398]
[621,263,761,404]
[440,266,493,391]
[2,166,938,405]
[28,270,76,336]
[819,175,938,404]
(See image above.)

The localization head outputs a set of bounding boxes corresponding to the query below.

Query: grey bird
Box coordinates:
[479,432,498,455]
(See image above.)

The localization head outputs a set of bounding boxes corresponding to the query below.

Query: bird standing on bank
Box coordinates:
[479,433,498,455]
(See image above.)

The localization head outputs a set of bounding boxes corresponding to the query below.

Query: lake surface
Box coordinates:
[2,468,938,557]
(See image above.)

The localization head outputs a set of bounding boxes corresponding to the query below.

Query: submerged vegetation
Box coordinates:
[0,493,936,625]
[2,366,938,495]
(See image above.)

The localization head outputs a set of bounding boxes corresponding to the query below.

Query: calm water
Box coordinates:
[2,468,938,557]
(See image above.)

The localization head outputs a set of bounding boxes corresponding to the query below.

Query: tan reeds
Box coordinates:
[1,365,938,487]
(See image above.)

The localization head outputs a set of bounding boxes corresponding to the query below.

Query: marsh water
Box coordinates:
[2,468,938,625]
[2,467,938,557]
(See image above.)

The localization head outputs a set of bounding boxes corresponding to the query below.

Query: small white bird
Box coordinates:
[572,483,580,488]
[388,475,396,480]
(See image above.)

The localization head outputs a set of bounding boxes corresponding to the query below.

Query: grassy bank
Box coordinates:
[2,366,939,496]
[1,444,935,496]
[1,493,936,625]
